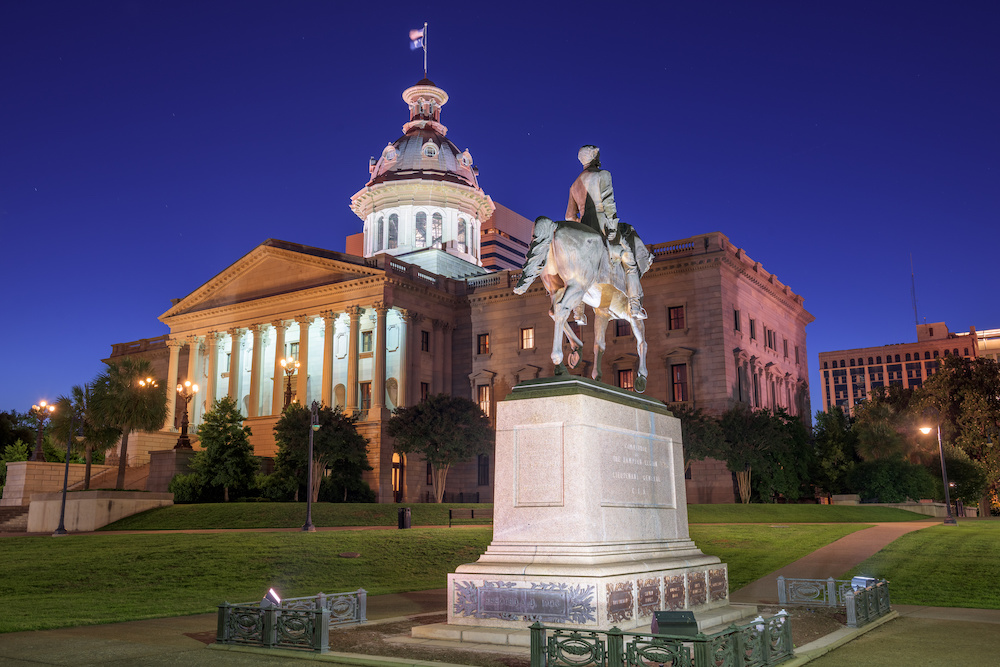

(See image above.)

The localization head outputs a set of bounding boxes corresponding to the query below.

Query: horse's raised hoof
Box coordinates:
[567,347,581,369]
[554,363,569,376]
[635,375,647,393]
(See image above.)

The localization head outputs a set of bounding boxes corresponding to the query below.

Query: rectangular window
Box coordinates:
[671,364,688,402]
[477,333,490,355]
[734,309,741,332]
[359,382,371,410]
[783,340,789,358]
[520,327,534,350]
[749,319,757,340]
[477,455,490,486]
[477,384,492,417]
[289,342,299,360]
[668,306,685,331]
[420,382,429,402]
[421,330,430,352]
[361,331,373,353]
[795,345,800,364]
[427,462,433,486]
[618,369,635,390]
[616,320,632,337]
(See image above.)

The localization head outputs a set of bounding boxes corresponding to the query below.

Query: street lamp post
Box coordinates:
[175,380,200,449]
[54,408,81,536]
[919,424,958,526]
[280,357,300,410]
[303,400,320,532]
[29,401,55,461]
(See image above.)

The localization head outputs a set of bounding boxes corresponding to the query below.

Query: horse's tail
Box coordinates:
[512,216,556,295]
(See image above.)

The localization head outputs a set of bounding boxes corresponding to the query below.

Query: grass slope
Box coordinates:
[687,504,927,523]
[847,521,1000,609]
[101,503,493,530]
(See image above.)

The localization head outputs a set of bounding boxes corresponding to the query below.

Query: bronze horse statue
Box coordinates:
[514,216,649,392]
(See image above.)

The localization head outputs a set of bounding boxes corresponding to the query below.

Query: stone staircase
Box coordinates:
[69,463,150,491]
[0,506,30,532]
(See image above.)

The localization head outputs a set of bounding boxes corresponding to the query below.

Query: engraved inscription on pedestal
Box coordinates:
[665,575,685,610]
[709,568,728,602]
[514,423,565,507]
[606,581,634,623]
[637,577,660,617]
[687,572,707,606]
[600,431,675,509]
[453,581,596,624]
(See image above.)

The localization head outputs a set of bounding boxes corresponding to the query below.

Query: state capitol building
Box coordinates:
[108,78,814,504]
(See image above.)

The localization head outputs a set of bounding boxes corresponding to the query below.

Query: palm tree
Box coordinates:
[92,358,168,489]
[52,384,120,490]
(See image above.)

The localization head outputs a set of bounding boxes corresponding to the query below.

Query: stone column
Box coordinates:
[247,324,264,418]
[372,302,388,417]
[346,305,364,412]
[227,328,246,407]
[321,311,336,407]
[295,316,312,406]
[204,333,220,416]
[398,309,416,407]
[271,320,288,415]
[186,335,203,425]
[164,339,183,431]
[432,319,445,393]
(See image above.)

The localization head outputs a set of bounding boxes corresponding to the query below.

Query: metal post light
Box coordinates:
[175,380,200,449]
[280,357,300,410]
[919,424,958,526]
[29,400,55,461]
[303,400,320,532]
[54,408,82,536]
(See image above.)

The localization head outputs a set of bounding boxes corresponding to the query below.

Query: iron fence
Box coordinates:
[845,582,891,628]
[529,611,792,667]
[776,577,891,629]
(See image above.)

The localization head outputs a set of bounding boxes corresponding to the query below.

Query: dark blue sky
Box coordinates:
[2,1,998,417]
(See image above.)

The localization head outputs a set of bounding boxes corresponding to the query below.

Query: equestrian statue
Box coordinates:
[514,145,652,392]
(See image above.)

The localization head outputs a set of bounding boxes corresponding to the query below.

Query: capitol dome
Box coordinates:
[350,79,495,276]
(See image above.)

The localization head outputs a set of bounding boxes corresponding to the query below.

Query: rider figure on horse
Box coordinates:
[565,145,651,320]
[515,145,651,321]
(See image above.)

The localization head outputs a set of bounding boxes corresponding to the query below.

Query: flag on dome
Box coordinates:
[409,28,424,50]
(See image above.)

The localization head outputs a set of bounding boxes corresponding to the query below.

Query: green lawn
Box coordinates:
[101,502,494,530]
[687,503,928,523]
[691,524,868,590]
[847,521,1000,609]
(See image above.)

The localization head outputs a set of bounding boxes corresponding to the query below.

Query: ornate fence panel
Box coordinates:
[529,612,792,667]
[845,582,891,628]
[776,576,853,607]
[277,589,367,626]
[216,605,329,652]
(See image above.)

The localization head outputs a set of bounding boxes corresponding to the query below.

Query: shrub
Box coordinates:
[168,472,205,504]
[847,458,936,503]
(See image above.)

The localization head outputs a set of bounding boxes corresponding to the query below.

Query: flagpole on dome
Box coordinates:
[409,22,428,79]
[423,21,428,78]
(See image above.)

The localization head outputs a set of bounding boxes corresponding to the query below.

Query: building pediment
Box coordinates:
[160,239,379,319]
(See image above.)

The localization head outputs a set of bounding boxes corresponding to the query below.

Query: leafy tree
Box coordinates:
[851,386,917,461]
[193,396,259,501]
[916,356,1000,516]
[938,445,988,506]
[714,405,811,503]
[812,409,861,496]
[387,394,493,503]
[51,384,120,490]
[0,411,33,450]
[274,402,371,503]
[671,405,724,474]
[92,357,168,489]
[0,440,30,488]
[847,458,936,503]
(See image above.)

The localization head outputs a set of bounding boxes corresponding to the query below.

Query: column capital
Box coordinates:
[204,331,222,344]
[400,308,422,324]
[248,323,265,335]
[270,319,290,330]
[372,301,390,314]
[227,327,247,337]
[346,305,365,318]
[432,318,448,330]
[321,310,339,322]
[294,314,314,326]
[166,338,186,350]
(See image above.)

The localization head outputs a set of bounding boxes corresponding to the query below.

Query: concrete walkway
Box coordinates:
[729,520,939,604]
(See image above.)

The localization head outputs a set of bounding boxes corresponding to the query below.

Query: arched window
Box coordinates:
[905,353,911,361]
[964,348,969,356]
[850,359,855,367]
[823,361,828,369]
[376,216,384,251]
[895,354,901,362]
[415,212,427,248]
[457,218,467,253]
[954,348,959,357]
[431,212,443,246]
[933,350,939,358]
[944,349,950,357]
[925,351,930,359]
[868,357,873,365]
[388,214,398,249]
[876,356,882,364]
[840,360,845,368]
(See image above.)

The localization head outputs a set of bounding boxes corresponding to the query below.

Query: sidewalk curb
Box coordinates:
[778,610,899,666]
[208,642,475,667]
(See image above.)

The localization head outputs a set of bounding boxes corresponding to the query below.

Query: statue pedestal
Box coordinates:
[446,377,728,632]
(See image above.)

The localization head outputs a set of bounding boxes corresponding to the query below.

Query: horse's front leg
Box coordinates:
[592,309,610,383]
[631,317,648,393]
